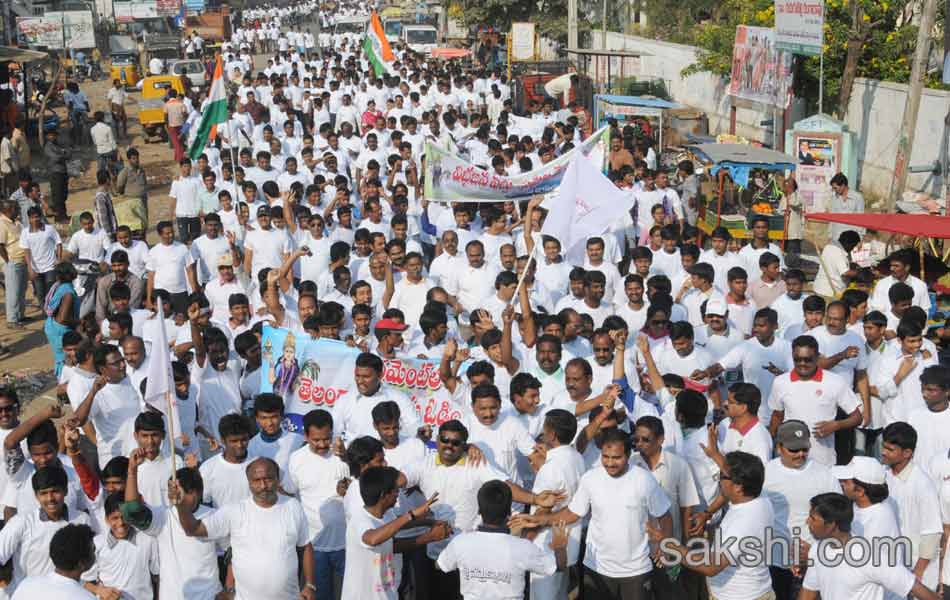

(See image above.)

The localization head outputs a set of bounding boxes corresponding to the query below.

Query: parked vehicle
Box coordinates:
[401,24,438,55]
[138,75,186,143]
[169,59,206,90]
[109,35,141,89]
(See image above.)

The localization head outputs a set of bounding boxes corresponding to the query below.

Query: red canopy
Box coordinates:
[430,48,471,60]
[806,212,950,239]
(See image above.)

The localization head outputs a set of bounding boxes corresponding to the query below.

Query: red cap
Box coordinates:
[375,318,409,331]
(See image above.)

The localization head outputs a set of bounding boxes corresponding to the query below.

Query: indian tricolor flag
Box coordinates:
[188,54,229,160]
[363,12,396,77]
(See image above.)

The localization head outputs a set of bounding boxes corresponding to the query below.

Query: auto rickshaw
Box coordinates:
[109,35,140,89]
[138,75,185,143]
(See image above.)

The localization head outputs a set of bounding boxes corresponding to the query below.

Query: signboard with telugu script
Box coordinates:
[774,0,825,56]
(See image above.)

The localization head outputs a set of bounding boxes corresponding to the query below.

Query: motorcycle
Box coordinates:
[70,60,103,83]
[72,259,103,319]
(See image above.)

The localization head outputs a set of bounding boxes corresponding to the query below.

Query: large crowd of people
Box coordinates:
[0,1,947,599]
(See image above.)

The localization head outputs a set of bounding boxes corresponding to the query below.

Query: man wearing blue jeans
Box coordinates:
[284,409,348,600]
[0,200,26,328]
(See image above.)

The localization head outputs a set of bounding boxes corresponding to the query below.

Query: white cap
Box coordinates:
[831,456,886,485]
[705,298,727,317]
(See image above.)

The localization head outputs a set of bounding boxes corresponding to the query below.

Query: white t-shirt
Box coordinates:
[198,439,248,500]
[718,336,794,421]
[82,531,159,600]
[885,462,943,588]
[88,378,142,469]
[11,572,96,599]
[465,415,536,483]
[19,226,62,273]
[401,456,508,559]
[388,277,434,326]
[66,228,110,262]
[189,235,231,285]
[247,429,304,474]
[706,496,775,600]
[811,326,868,382]
[437,530,557,599]
[244,227,292,279]
[567,464,671,578]
[283,445,350,551]
[762,458,841,566]
[140,504,222,600]
[146,242,194,294]
[170,176,202,218]
[0,508,91,591]
[802,540,915,600]
[202,495,310,600]
[717,418,773,466]
[767,369,861,466]
[340,505,402,600]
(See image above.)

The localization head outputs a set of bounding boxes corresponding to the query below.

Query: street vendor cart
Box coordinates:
[689,143,797,244]
[593,95,683,152]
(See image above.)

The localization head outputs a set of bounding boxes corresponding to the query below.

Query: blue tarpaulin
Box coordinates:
[688,143,796,187]
[596,95,682,109]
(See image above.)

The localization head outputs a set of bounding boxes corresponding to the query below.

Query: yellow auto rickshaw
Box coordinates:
[109,35,140,88]
[138,75,186,143]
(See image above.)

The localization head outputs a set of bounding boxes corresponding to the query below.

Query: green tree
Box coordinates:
[451,0,595,47]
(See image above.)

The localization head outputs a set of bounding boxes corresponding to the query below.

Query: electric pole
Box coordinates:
[887,0,938,212]
[568,0,577,50]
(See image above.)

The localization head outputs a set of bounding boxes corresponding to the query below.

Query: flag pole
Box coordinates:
[229,113,240,213]
[166,390,178,482]
[509,249,536,306]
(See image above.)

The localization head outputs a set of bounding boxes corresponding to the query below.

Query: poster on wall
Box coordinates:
[774,0,825,56]
[510,22,535,61]
[794,133,839,211]
[728,25,795,108]
[259,327,466,433]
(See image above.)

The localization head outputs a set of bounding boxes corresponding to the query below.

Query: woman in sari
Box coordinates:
[43,261,79,377]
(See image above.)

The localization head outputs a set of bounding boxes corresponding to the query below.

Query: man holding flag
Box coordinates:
[188,54,230,162]
[363,12,396,77]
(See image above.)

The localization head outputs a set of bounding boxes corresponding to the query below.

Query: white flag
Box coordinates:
[540,153,631,264]
[143,302,182,441]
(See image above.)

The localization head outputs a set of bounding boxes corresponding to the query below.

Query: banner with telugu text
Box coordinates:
[259,326,466,432]
[423,125,610,203]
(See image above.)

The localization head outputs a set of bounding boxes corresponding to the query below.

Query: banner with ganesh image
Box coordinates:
[259,326,466,433]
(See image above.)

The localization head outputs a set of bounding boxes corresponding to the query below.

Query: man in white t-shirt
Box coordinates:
[284,409,350,600]
[869,249,932,315]
[63,212,110,264]
[813,231,861,298]
[247,393,304,474]
[145,221,197,315]
[341,466,451,600]
[123,451,222,600]
[880,421,943,590]
[19,207,62,302]
[513,428,673,598]
[763,421,841,599]
[438,480,567,599]
[648,450,775,600]
[800,492,939,600]
[243,206,292,282]
[174,457,317,599]
[768,335,862,466]
[69,345,141,469]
